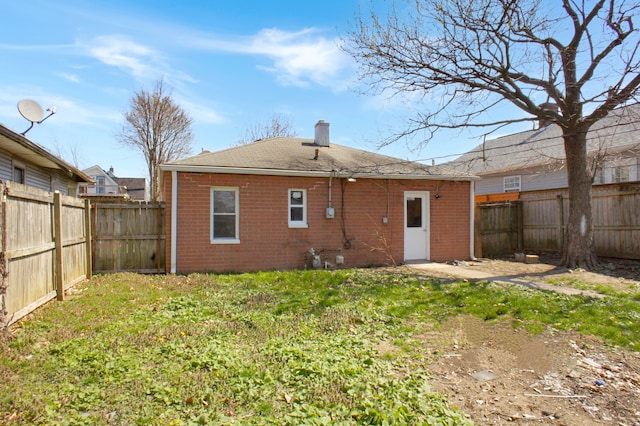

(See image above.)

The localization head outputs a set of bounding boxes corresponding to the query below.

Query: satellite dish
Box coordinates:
[18,99,44,123]
[17,99,56,135]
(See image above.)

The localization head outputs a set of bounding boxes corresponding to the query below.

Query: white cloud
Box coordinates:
[80,35,197,87]
[57,72,80,83]
[186,28,354,89]
[83,35,161,79]
[175,96,225,125]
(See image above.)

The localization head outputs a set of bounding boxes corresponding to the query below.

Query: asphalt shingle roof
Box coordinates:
[114,177,146,200]
[446,103,640,175]
[164,137,475,180]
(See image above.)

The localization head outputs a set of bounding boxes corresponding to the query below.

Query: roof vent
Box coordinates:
[314,120,330,147]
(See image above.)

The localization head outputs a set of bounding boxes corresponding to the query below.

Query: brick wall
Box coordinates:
[163,171,471,273]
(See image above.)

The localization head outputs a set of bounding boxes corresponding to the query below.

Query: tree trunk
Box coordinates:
[149,162,159,202]
[561,130,599,269]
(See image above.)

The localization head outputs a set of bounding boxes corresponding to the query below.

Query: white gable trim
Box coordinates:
[160,164,477,181]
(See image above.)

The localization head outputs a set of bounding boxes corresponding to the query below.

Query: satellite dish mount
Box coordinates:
[17,99,56,135]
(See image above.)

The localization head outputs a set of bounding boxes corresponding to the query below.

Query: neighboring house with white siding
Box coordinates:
[445,103,640,200]
[79,165,148,201]
[0,122,92,194]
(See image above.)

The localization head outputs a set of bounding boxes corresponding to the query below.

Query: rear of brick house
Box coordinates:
[161,121,477,273]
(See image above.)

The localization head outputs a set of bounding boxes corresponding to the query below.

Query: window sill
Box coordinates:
[288,223,308,229]
[210,238,241,244]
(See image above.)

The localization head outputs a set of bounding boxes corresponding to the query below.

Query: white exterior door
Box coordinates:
[404,191,430,261]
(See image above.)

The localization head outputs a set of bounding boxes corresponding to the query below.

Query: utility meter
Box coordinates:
[325,207,335,219]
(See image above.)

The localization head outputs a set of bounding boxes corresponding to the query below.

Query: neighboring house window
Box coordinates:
[12,163,25,184]
[593,167,605,185]
[288,189,307,228]
[211,187,239,243]
[503,176,521,192]
[612,165,630,183]
[95,175,106,194]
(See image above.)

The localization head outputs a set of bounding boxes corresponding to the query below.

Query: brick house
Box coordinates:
[160,121,477,273]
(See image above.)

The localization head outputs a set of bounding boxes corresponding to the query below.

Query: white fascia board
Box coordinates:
[159,164,477,181]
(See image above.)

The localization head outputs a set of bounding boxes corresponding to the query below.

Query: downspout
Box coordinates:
[328,172,333,209]
[171,170,177,273]
[469,180,475,260]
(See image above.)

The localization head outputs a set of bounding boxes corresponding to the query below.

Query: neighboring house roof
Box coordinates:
[114,177,146,200]
[446,103,640,176]
[81,165,148,200]
[0,123,93,183]
[162,137,475,181]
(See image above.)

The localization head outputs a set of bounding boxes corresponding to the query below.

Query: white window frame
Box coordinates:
[503,175,521,192]
[612,165,630,183]
[288,189,308,228]
[593,166,605,185]
[95,175,106,194]
[210,187,240,244]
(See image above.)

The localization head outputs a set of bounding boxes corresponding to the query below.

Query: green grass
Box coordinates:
[1,269,638,425]
[546,276,640,298]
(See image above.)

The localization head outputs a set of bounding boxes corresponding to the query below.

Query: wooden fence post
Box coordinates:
[84,199,92,279]
[557,194,564,252]
[53,192,64,301]
[0,182,8,327]
[516,201,524,252]
[156,204,162,272]
[474,204,483,259]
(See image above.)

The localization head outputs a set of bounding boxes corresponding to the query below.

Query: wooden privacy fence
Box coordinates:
[91,201,165,274]
[475,201,523,257]
[0,181,91,327]
[476,184,640,259]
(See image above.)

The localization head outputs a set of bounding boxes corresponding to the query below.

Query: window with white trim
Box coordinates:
[288,189,307,228]
[211,187,239,243]
[612,165,630,183]
[95,175,106,194]
[503,175,521,192]
[593,166,605,185]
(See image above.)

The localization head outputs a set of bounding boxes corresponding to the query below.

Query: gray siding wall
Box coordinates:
[476,153,640,196]
[476,168,569,195]
[0,150,13,181]
[0,148,74,195]
[475,175,505,195]
[26,165,52,192]
[522,169,568,191]
[52,169,76,195]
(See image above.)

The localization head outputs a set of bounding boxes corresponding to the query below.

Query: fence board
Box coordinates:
[92,202,165,273]
[478,184,640,260]
[476,201,520,256]
[1,182,90,326]
[1,187,168,327]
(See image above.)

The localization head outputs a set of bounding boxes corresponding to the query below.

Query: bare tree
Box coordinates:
[237,113,297,145]
[344,0,640,269]
[118,80,193,201]
[50,138,85,169]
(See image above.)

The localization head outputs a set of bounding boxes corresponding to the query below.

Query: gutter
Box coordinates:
[0,124,93,183]
[159,164,478,182]
[170,170,177,274]
[470,180,475,260]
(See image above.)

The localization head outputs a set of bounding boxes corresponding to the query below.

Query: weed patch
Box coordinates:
[1,269,638,424]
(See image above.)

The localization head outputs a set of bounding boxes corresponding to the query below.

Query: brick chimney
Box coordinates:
[314,120,330,147]
[538,103,558,128]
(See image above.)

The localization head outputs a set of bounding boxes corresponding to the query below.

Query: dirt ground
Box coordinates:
[400,255,640,425]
